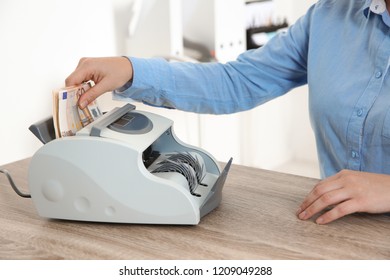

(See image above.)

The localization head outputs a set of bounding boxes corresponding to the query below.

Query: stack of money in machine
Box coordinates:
[52,81,102,138]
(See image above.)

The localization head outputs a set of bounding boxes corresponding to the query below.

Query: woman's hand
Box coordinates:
[297,170,390,224]
[65,57,133,109]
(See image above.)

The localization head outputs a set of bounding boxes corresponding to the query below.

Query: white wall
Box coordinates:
[0,0,119,165]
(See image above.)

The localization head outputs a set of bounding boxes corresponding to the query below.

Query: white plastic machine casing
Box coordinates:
[28,104,232,224]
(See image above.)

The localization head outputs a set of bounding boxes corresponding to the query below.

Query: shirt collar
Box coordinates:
[364,0,390,27]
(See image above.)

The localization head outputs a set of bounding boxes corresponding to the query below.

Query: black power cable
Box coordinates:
[0,168,31,198]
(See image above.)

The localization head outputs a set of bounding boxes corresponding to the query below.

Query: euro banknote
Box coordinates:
[52,81,102,138]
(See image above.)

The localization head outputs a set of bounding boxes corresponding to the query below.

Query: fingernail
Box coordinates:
[316,217,324,225]
[79,100,88,109]
[298,211,306,220]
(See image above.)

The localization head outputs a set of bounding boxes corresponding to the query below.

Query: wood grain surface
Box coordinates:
[1,158,389,259]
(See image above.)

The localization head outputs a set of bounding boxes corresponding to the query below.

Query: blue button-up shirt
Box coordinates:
[115,0,390,178]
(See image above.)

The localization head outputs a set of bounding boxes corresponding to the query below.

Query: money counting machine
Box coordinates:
[28,103,232,224]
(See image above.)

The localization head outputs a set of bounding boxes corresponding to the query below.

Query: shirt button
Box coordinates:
[351,151,359,158]
[375,71,382,78]
[357,109,363,116]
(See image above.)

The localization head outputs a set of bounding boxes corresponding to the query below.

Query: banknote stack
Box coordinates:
[52,81,102,138]
[151,152,207,197]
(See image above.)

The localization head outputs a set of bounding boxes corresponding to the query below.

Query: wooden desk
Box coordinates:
[1,158,389,260]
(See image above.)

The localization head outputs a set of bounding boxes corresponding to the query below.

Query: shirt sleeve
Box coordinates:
[113,4,313,114]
